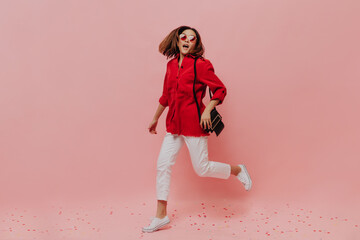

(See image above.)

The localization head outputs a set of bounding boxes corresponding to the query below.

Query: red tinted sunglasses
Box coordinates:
[179,33,196,42]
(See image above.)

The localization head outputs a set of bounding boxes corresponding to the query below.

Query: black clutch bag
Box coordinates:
[193,56,225,136]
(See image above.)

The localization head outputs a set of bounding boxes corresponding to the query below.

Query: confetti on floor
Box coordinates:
[0,198,359,240]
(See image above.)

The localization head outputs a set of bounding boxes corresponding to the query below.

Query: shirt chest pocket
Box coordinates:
[166,76,177,93]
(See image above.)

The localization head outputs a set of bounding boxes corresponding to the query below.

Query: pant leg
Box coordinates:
[156,132,184,201]
[183,135,231,179]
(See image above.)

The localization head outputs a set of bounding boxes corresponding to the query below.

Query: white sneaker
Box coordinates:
[142,216,170,233]
[237,164,252,191]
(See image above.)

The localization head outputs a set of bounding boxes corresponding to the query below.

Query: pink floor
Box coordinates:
[1,197,359,240]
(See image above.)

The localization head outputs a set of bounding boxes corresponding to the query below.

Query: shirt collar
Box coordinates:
[175,53,197,59]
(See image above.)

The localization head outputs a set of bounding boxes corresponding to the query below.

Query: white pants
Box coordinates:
[156,132,231,201]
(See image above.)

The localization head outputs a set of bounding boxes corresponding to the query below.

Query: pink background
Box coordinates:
[1,0,360,239]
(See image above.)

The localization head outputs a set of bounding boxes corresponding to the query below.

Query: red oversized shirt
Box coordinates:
[159,53,227,137]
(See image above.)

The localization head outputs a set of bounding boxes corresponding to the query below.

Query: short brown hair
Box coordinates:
[159,26,205,59]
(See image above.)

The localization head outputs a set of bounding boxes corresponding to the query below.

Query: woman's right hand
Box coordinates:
[148,119,158,134]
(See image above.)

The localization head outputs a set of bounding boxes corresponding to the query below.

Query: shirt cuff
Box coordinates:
[211,88,226,105]
[159,96,168,107]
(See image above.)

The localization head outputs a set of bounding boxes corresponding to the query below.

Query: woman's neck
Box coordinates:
[178,54,184,67]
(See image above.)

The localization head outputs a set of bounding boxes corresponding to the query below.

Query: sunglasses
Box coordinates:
[179,33,196,42]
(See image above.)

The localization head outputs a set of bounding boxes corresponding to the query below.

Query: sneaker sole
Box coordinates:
[142,219,170,233]
[240,164,252,191]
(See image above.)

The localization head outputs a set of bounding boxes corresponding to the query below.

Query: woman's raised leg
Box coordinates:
[183,135,252,190]
[183,135,231,179]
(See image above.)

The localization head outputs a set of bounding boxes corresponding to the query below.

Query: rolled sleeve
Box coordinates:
[159,69,169,107]
[198,59,227,105]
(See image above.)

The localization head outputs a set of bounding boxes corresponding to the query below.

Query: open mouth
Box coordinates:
[183,44,189,50]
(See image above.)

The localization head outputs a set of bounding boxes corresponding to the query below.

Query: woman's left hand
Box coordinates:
[200,110,211,130]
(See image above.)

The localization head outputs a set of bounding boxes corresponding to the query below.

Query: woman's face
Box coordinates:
[177,29,197,57]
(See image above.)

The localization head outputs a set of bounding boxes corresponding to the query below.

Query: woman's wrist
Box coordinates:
[203,107,211,113]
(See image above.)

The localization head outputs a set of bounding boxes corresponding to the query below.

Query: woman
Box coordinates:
[143,26,252,233]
